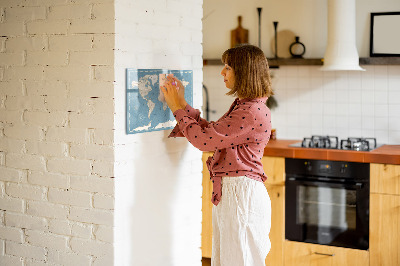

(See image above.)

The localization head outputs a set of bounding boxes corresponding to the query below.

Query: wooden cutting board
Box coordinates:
[231,16,249,48]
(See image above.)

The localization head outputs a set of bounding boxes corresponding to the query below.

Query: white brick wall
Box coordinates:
[47,250,92,266]
[0,0,115,265]
[5,213,48,231]
[27,201,69,220]
[1,0,204,265]
[0,225,24,243]
[25,230,69,250]
[114,0,203,265]
[5,241,47,261]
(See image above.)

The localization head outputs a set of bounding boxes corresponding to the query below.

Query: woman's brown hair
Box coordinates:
[221,44,273,99]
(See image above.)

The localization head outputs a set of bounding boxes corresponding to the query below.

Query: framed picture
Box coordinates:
[370,12,400,57]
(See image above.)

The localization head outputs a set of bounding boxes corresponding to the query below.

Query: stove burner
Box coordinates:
[340,137,377,151]
[301,135,339,149]
[295,136,378,151]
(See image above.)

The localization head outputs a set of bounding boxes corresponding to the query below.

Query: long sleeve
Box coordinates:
[172,105,257,152]
[168,104,210,138]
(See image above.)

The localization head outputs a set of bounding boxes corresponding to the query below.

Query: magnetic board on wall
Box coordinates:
[126,69,193,134]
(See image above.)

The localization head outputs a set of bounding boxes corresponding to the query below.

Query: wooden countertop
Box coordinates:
[263,139,400,165]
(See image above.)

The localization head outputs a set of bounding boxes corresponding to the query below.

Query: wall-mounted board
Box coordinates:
[126,69,193,134]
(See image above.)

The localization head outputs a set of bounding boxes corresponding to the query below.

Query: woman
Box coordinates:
[161,44,273,266]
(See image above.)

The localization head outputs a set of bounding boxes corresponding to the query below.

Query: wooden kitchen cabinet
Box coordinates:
[201,154,286,266]
[261,156,285,186]
[284,241,369,266]
[370,163,400,195]
[202,152,213,258]
[370,193,400,266]
[370,163,400,266]
[261,156,285,266]
[264,184,285,266]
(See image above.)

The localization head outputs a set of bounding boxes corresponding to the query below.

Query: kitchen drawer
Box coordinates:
[284,241,369,266]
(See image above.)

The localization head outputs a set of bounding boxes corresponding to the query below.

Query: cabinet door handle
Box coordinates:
[314,252,335,257]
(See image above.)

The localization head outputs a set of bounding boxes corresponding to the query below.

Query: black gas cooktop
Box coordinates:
[289,135,382,151]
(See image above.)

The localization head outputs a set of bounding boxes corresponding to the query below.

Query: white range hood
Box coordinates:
[320,0,365,71]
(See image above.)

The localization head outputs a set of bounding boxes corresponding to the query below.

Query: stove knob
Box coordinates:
[340,164,347,174]
[305,162,312,171]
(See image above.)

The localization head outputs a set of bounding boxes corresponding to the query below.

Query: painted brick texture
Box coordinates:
[113,0,203,265]
[1,0,204,265]
[0,0,115,265]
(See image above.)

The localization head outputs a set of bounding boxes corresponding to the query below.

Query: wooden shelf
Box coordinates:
[359,57,400,65]
[203,57,400,67]
[202,59,223,66]
[203,58,323,67]
[268,58,323,67]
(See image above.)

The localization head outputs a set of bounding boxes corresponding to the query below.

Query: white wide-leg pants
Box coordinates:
[211,176,271,266]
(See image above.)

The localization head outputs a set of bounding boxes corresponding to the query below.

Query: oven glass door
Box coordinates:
[298,185,356,231]
[286,179,369,250]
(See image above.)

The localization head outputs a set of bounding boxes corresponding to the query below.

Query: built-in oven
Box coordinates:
[285,158,370,250]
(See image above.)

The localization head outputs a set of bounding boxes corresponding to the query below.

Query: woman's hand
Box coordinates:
[160,76,186,113]
[170,76,187,108]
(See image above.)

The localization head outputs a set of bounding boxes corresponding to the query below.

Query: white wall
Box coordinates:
[1,0,204,265]
[203,0,400,58]
[203,0,400,144]
[203,0,326,59]
[0,0,115,265]
[113,0,203,265]
[271,65,400,144]
[204,65,400,144]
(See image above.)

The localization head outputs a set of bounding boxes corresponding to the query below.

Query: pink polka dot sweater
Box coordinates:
[169,97,272,206]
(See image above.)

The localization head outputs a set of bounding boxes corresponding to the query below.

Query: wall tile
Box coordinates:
[361,89,375,104]
[388,131,400,143]
[374,130,389,144]
[323,103,336,115]
[375,104,389,117]
[374,65,388,77]
[205,64,400,145]
[286,77,299,89]
[374,77,388,91]
[349,128,362,137]
[348,76,362,90]
[388,75,400,91]
[336,103,349,116]
[348,90,362,103]
[388,91,400,104]
[336,115,348,129]
[387,65,400,76]
[389,104,400,117]
[362,116,375,130]
[389,117,400,131]
[285,66,298,77]
[374,90,388,104]
[335,73,349,90]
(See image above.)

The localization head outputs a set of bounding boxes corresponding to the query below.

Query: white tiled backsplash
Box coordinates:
[203,65,400,144]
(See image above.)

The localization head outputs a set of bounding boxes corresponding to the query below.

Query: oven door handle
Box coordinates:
[287,177,364,189]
